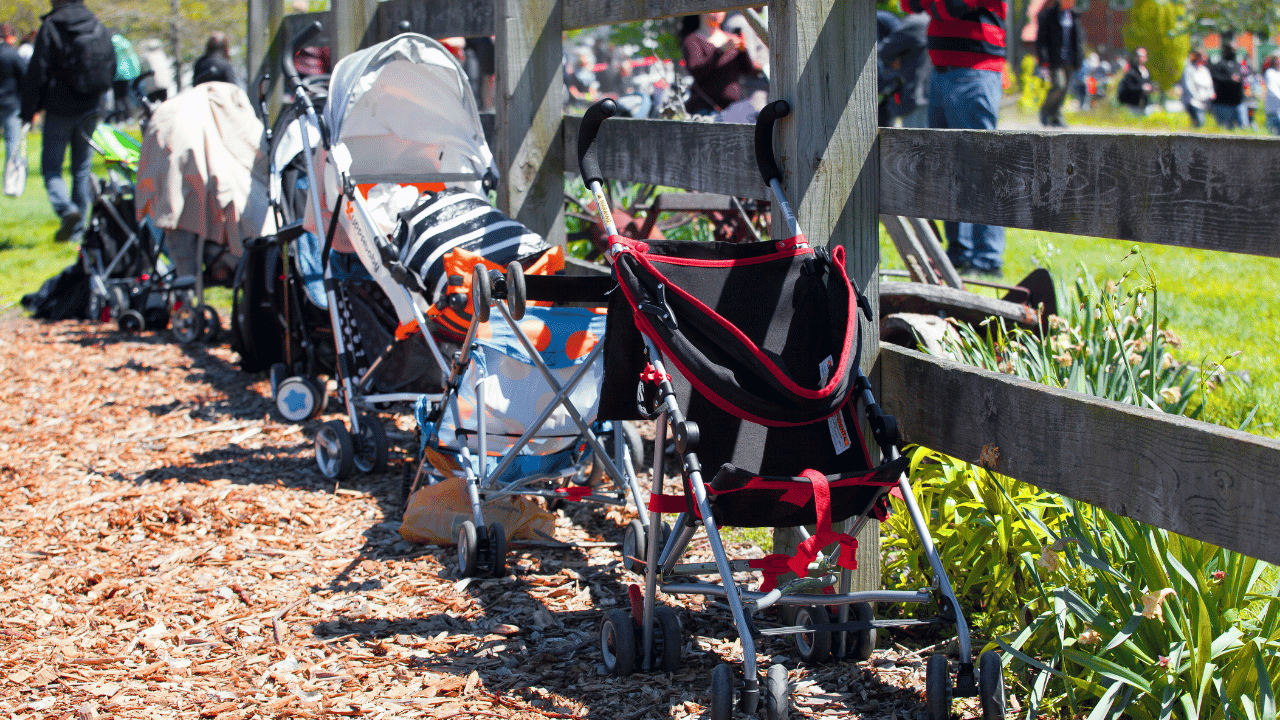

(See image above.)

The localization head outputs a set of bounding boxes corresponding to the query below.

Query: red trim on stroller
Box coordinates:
[612,236,858,420]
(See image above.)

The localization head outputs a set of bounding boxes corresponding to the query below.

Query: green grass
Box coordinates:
[878,226,1280,437]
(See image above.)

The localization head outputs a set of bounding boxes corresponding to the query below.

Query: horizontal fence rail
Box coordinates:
[880,128,1280,257]
[364,0,492,45]
[563,2,755,30]
[879,345,1280,566]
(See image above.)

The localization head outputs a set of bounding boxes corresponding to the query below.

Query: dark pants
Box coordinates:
[41,112,93,232]
[1040,66,1072,124]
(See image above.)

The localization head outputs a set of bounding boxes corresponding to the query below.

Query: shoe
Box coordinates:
[1051,118,1069,129]
[54,211,82,243]
[961,265,1004,280]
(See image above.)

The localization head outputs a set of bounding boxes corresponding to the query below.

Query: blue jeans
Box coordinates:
[1,107,20,173]
[1266,110,1280,136]
[929,67,1006,272]
[40,112,94,232]
[1210,102,1248,130]
[1183,102,1205,128]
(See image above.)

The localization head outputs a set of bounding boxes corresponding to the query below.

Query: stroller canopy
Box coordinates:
[135,82,274,253]
[324,33,495,187]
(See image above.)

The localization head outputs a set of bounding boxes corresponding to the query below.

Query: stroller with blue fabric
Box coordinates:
[577,99,1006,720]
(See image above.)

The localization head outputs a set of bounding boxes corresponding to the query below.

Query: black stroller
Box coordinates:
[579,100,1004,720]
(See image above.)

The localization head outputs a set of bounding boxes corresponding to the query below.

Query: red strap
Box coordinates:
[647,492,687,514]
[555,486,593,502]
[748,554,794,592]
[628,583,645,621]
[395,319,421,341]
[787,470,858,577]
[639,364,671,385]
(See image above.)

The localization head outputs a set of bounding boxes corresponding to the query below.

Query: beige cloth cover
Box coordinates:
[399,476,557,545]
[135,81,275,255]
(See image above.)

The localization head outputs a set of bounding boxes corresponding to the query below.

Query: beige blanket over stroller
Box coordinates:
[135,81,275,255]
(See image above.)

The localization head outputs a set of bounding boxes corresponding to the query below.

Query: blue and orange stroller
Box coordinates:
[577,99,1005,720]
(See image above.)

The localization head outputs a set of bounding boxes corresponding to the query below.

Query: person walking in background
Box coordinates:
[1035,0,1082,128]
[879,11,931,128]
[678,12,761,118]
[1263,51,1280,136]
[109,30,138,123]
[192,32,236,87]
[1178,48,1214,128]
[901,0,1008,277]
[1,22,28,176]
[1117,47,1152,113]
[1208,41,1246,130]
[17,30,35,63]
[20,0,115,243]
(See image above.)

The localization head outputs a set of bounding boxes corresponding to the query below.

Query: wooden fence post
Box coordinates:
[495,0,566,246]
[332,0,370,61]
[770,0,882,592]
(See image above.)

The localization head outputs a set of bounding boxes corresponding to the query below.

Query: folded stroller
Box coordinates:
[579,100,1005,720]
[77,115,180,332]
[403,267,648,578]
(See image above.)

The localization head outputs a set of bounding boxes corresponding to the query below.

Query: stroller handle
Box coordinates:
[283,21,323,87]
[577,98,617,188]
[754,100,790,186]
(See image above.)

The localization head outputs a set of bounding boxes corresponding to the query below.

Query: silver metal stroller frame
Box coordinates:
[405,264,650,578]
[577,98,1005,720]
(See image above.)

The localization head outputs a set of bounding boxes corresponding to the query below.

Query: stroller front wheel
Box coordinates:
[315,420,355,479]
[171,302,202,343]
[763,663,790,720]
[600,609,637,676]
[791,605,832,664]
[708,663,734,720]
[117,309,146,333]
[352,415,389,474]
[978,650,1006,720]
[925,653,953,720]
[486,522,507,577]
[198,305,221,343]
[458,520,480,577]
[622,519,646,574]
[276,376,325,422]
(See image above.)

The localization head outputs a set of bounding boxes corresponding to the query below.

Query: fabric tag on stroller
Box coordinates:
[426,245,565,340]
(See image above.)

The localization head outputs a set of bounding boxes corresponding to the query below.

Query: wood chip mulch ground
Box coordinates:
[0,314,1001,719]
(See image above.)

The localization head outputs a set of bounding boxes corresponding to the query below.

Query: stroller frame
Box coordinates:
[406,266,650,577]
[578,99,1002,720]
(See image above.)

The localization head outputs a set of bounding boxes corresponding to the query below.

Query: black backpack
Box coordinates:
[60,18,115,96]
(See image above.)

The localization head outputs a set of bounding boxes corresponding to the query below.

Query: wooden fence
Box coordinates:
[248,0,1280,570]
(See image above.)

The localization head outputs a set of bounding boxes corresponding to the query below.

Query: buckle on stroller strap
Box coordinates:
[638,283,678,330]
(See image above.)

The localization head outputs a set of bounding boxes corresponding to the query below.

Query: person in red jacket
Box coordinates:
[901,0,1008,277]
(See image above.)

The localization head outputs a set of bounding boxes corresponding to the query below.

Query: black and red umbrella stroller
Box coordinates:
[579,100,1005,720]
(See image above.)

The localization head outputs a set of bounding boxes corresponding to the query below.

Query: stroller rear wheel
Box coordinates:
[600,609,637,676]
[315,420,356,479]
[652,604,683,672]
[791,605,832,664]
[276,376,325,422]
[505,261,526,320]
[978,651,1006,720]
[622,519,646,574]
[842,602,877,661]
[352,415,389,474]
[763,663,790,720]
[487,522,507,577]
[472,265,491,323]
[199,305,221,343]
[458,520,480,577]
[144,307,171,329]
[925,653,952,720]
[172,302,202,343]
[117,309,146,333]
[708,663,734,720]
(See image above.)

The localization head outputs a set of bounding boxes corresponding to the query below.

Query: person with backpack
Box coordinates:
[1,23,29,179]
[19,0,115,243]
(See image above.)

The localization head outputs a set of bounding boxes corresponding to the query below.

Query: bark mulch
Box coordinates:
[0,315,997,719]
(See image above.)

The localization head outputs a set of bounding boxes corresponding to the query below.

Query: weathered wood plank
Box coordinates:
[880,128,1280,258]
[880,282,1038,328]
[879,345,1280,566]
[497,0,566,245]
[564,1,755,30]
[563,116,767,199]
[370,0,493,41]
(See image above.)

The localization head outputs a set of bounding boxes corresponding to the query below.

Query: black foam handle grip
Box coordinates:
[577,98,617,187]
[283,21,323,85]
[754,100,791,185]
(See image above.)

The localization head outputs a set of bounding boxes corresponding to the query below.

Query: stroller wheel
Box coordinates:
[763,663,790,720]
[978,651,1006,720]
[843,602,877,661]
[458,520,480,577]
[143,307,171,330]
[708,663,734,720]
[486,522,507,577]
[198,305,221,343]
[315,420,355,479]
[87,291,107,323]
[505,261,526,320]
[472,265,491,323]
[791,605,832,664]
[276,376,325,422]
[925,654,952,720]
[622,519,646,574]
[171,303,202,343]
[590,421,648,485]
[600,609,637,676]
[352,415,389,474]
[117,309,146,333]
[652,604,683,672]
